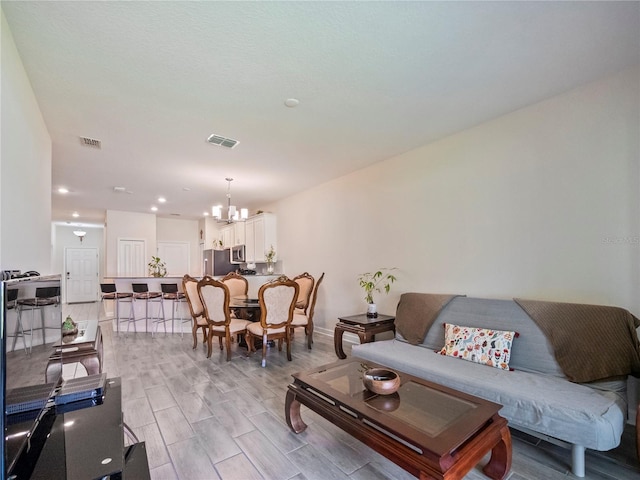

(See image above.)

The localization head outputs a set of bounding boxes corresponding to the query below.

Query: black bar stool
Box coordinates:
[132,283,163,333]
[15,286,60,353]
[100,283,133,335]
[154,283,188,337]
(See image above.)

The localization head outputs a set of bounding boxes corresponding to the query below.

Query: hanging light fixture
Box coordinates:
[212,178,248,223]
[73,229,87,242]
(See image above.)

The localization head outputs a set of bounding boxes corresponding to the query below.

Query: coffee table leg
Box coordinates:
[285,389,307,433]
[334,326,347,359]
[482,424,512,480]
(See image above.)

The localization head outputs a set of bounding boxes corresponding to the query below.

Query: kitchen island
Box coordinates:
[102,274,283,333]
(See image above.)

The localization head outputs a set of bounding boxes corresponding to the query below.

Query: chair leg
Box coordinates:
[206,330,213,358]
[307,324,313,350]
[286,335,292,361]
[246,332,254,353]
[225,333,232,361]
[261,334,268,367]
[218,336,223,350]
[191,321,198,349]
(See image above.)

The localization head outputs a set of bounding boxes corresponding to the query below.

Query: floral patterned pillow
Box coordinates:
[438,323,517,370]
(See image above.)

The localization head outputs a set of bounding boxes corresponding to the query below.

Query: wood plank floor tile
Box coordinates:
[249,411,307,454]
[122,395,157,428]
[211,401,257,438]
[173,391,213,423]
[286,443,349,480]
[155,405,195,445]
[192,417,242,464]
[146,385,178,412]
[133,422,171,469]
[214,453,264,480]
[167,437,220,480]
[235,429,300,480]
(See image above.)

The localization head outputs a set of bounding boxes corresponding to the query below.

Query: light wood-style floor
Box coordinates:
[12,302,640,480]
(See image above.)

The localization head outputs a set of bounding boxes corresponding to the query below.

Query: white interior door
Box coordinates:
[65,247,99,303]
[118,239,146,276]
[157,241,190,276]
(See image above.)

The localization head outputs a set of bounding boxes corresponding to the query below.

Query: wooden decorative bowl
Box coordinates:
[363,368,401,395]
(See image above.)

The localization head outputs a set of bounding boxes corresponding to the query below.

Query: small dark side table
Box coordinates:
[334,313,395,359]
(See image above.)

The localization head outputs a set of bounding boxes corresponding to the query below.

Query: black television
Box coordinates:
[0,274,63,479]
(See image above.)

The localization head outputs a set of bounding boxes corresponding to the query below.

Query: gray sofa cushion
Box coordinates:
[397,297,565,377]
[353,339,626,451]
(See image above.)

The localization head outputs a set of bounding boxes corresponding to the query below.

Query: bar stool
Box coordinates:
[14,286,60,353]
[100,283,133,334]
[5,289,29,353]
[153,283,188,337]
[131,283,163,333]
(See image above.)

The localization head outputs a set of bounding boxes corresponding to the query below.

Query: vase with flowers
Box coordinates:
[265,245,276,274]
[148,256,167,277]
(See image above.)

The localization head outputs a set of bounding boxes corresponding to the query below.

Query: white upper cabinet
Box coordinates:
[234,222,245,246]
[245,213,276,263]
[221,225,234,248]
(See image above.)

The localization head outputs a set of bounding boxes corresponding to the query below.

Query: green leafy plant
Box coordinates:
[148,256,167,277]
[265,245,276,263]
[357,268,397,304]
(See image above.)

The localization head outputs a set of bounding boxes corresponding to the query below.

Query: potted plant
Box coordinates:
[148,256,167,277]
[265,245,276,274]
[357,268,397,317]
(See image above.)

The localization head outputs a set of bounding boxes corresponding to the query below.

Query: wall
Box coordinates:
[156,217,200,275]
[104,210,156,277]
[0,10,52,274]
[272,67,640,337]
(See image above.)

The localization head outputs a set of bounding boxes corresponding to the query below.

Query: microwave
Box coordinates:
[230,245,246,264]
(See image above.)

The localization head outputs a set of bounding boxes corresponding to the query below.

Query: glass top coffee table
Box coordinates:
[285,358,511,480]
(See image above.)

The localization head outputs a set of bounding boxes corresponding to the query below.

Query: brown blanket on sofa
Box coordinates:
[514,298,640,383]
[395,293,460,345]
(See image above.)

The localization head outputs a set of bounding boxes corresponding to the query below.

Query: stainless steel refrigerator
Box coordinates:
[203,249,235,276]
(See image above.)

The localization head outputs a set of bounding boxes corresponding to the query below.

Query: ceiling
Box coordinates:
[3,1,639,227]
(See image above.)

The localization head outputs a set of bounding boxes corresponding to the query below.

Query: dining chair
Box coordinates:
[292,272,315,314]
[197,277,250,360]
[291,272,324,350]
[220,271,248,318]
[246,275,299,367]
[182,274,210,350]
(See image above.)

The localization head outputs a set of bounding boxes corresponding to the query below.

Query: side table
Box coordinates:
[334,313,395,359]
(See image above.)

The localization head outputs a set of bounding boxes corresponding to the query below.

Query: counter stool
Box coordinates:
[153,284,188,337]
[132,283,163,333]
[14,286,60,353]
[100,284,133,335]
[5,289,29,353]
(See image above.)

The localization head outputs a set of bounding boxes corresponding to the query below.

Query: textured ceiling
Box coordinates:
[2,1,639,226]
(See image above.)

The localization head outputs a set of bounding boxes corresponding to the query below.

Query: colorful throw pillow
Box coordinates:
[438,324,517,370]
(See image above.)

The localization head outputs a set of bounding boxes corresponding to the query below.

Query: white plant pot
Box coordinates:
[367,303,378,318]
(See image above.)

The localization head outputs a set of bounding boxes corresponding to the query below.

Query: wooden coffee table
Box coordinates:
[285,359,511,480]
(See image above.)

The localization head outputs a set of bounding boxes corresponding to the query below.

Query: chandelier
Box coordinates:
[212,178,248,223]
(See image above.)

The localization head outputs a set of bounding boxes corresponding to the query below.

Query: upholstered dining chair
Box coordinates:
[290,272,324,350]
[197,277,250,360]
[220,271,248,319]
[245,275,299,367]
[292,272,315,315]
[182,274,209,351]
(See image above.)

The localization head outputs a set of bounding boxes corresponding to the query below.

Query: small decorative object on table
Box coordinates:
[265,245,276,274]
[363,368,401,395]
[62,315,78,336]
[357,267,397,317]
[148,256,167,277]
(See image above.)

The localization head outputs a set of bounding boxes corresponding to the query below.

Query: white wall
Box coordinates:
[0,10,52,274]
[156,217,200,275]
[272,67,640,336]
[104,210,156,277]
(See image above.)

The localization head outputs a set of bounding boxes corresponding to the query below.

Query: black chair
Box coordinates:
[15,286,60,353]
[153,284,189,337]
[131,283,163,333]
[100,283,133,334]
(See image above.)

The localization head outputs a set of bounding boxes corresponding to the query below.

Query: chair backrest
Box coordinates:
[220,272,248,298]
[100,283,117,294]
[258,276,299,329]
[161,283,178,294]
[292,272,314,312]
[197,277,230,327]
[307,272,325,322]
[182,274,205,319]
[132,283,149,293]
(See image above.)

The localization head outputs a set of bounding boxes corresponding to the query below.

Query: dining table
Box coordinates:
[229,295,275,348]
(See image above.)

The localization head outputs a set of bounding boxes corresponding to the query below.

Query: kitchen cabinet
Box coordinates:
[221,225,234,248]
[245,213,277,263]
[234,222,245,246]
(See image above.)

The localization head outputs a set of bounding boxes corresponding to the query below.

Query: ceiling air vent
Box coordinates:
[207,134,239,149]
[80,136,102,149]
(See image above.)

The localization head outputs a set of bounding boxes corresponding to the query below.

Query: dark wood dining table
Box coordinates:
[229,295,274,348]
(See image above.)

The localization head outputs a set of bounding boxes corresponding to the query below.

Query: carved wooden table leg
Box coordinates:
[334,326,347,359]
[482,423,512,480]
[285,389,307,433]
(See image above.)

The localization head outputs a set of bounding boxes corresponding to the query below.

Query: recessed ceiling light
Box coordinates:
[158,197,166,203]
[58,187,69,194]
[72,212,79,218]
[183,187,191,191]
[284,98,299,108]
[151,206,158,212]
[203,212,209,216]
